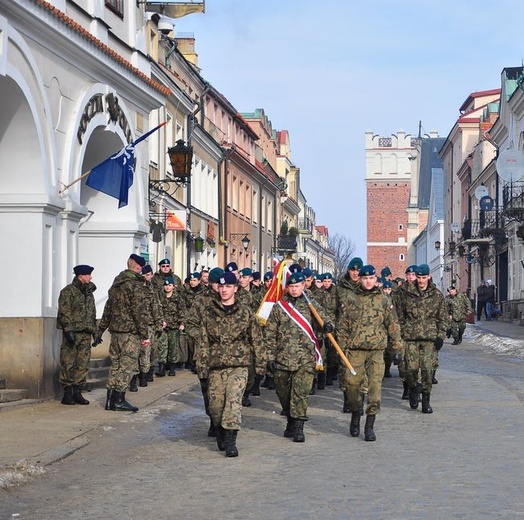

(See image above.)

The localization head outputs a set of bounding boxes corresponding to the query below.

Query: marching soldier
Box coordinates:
[446,286,472,345]
[196,271,266,457]
[265,271,334,443]
[337,265,403,441]
[396,264,448,414]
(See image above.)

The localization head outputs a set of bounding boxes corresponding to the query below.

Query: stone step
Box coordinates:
[0,388,28,403]
[86,358,111,390]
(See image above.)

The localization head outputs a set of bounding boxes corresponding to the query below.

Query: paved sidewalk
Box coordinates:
[1,317,522,488]
[0,370,199,487]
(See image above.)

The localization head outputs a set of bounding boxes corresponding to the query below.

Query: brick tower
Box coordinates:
[365,130,418,279]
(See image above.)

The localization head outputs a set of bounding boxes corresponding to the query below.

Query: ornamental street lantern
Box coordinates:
[168,139,193,182]
[241,235,250,251]
[194,235,204,253]
[434,240,441,250]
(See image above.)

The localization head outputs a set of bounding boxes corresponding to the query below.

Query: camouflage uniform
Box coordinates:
[317,284,340,384]
[337,274,365,401]
[152,269,182,294]
[265,294,331,421]
[142,277,164,375]
[182,282,207,368]
[159,289,186,368]
[396,281,448,395]
[196,299,265,431]
[186,286,220,419]
[57,277,97,387]
[337,285,403,416]
[446,291,472,344]
[97,270,150,392]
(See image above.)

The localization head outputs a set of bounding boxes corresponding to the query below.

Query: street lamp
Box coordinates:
[149,140,194,195]
[240,235,250,251]
[434,240,441,250]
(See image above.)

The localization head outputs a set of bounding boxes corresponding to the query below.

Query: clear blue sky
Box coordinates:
[175,0,524,258]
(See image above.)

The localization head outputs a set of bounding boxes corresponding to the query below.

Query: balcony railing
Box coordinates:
[502,181,524,221]
[297,217,313,233]
[462,211,506,251]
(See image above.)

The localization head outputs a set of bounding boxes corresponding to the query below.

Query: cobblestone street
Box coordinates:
[1,323,523,519]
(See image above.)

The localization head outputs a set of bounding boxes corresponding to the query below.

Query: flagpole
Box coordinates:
[58,170,91,194]
[302,292,357,376]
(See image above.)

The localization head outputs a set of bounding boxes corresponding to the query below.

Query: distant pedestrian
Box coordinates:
[476,281,489,321]
[485,280,496,320]
[57,264,97,405]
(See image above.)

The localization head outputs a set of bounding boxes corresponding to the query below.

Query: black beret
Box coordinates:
[129,254,146,267]
[141,264,153,275]
[73,264,94,276]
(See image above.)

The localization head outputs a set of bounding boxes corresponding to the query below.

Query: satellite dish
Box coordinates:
[474,185,489,200]
[451,223,460,233]
[480,195,494,211]
[496,149,524,182]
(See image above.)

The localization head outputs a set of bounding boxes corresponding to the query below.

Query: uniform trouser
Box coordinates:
[157,330,179,365]
[274,364,316,420]
[199,377,210,416]
[107,333,140,392]
[208,367,248,430]
[178,332,188,364]
[450,320,466,342]
[325,337,340,371]
[342,349,384,416]
[59,332,92,387]
[404,340,437,394]
[137,326,153,374]
[185,334,195,364]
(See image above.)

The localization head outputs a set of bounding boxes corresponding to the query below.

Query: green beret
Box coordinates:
[239,268,253,276]
[405,265,417,274]
[348,257,364,270]
[381,266,391,277]
[158,258,170,266]
[359,265,376,276]
[321,272,333,280]
[209,267,225,283]
[288,272,305,284]
[415,264,430,276]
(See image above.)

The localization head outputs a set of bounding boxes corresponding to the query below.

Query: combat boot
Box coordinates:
[342,391,351,413]
[241,390,251,407]
[401,381,410,400]
[111,390,138,412]
[432,370,438,384]
[325,368,334,386]
[316,371,326,390]
[61,386,76,405]
[167,362,176,377]
[383,362,392,378]
[310,380,316,395]
[156,362,166,377]
[138,372,148,387]
[104,389,113,410]
[72,385,89,405]
[293,419,305,443]
[349,411,361,437]
[146,367,155,382]
[421,392,433,414]
[207,418,217,437]
[409,384,421,410]
[364,415,376,442]
[266,374,276,390]
[250,374,263,396]
[216,425,226,451]
[224,430,239,457]
[284,417,295,438]
[129,375,138,392]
